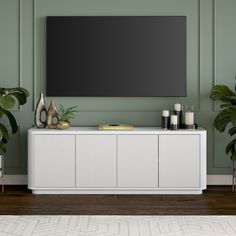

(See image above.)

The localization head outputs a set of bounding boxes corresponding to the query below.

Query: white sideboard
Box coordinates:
[28,127,206,194]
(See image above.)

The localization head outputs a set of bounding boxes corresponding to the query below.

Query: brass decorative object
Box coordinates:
[34,93,47,128]
[56,119,70,129]
[46,100,59,129]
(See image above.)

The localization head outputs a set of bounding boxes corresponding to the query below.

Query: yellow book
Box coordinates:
[98,124,133,131]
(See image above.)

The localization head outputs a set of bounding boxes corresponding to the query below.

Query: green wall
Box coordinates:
[0,0,235,175]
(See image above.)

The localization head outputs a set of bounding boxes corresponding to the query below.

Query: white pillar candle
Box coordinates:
[174,102,181,111]
[162,110,169,117]
[185,112,194,125]
[170,115,178,125]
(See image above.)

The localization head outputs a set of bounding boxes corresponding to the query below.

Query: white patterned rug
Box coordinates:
[0,216,236,236]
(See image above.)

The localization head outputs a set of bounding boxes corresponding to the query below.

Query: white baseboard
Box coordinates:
[2,175,233,185]
[3,175,28,185]
[207,175,232,185]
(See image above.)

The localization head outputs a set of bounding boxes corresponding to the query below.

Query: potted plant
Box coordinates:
[57,105,78,129]
[210,77,236,190]
[0,87,29,154]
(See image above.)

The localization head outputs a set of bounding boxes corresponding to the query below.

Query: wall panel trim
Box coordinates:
[212,0,217,112]
[211,0,231,169]
[33,0,36,110]
[33,0,201,112]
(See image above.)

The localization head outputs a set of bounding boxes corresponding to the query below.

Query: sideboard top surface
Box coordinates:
[28,127,206,135]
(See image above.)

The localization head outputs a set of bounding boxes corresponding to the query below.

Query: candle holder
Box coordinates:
[184,111,194,128]
[170,114,178,130]
[170,124,178,130]
[184,123,198,130]
[184,124,195,130]
[161,116,170,129]
[161,110,170,129]
[174,110,183,129]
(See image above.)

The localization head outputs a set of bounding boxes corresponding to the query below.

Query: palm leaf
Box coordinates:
[220,103,236,109]
[3,88,29,105]
[0,141,6,153]
[0,87,29,154]
[210,76,236,161]
[0,95,15,109]
[10,92,27,105]
[0,123,9,142]
[210,85,236,102]
[228,127,236,136]
[226,138,236,155]
[213,107,236,132]
[5,87,29,97]
[0,107,18,134]
[0,87,29,108]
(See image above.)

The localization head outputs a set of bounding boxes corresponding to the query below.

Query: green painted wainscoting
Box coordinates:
[0,0,235,175]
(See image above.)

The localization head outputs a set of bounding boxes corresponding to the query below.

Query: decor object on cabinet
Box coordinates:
[0,87,29,153]
[170,115,178,130]
[34,93,47,128]
[46,100,59,129]
[184,111,195,130]
[174,102,183,128]
[98,124,133,131]
[160,103,198,131]
[161,110,170,129]
[57,105,78,129]
[210,76,236,191]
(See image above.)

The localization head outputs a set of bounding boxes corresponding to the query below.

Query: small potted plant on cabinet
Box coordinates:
[57,104,78,129]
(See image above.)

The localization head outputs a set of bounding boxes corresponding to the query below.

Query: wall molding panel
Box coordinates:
[33,0,201,113]
[211,0,236,170]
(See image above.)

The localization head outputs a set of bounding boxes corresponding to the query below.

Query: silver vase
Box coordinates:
[34,93,47,128]
[46,100,59,129]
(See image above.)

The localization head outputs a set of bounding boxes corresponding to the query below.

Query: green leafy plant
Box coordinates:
[210,77,236,160]
[58,104,78,122]
[0,87,29,153]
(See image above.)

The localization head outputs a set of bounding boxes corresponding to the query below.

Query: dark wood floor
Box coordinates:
[0,186,236,215]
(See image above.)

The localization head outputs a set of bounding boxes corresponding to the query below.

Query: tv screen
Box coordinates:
[46,16,186,97]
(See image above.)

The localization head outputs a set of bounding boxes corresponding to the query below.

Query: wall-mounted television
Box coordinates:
[46,16,186,97]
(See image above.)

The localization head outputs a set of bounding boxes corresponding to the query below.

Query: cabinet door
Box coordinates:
[76,135,116,188]
[159,135,200,188]
[34,135,75,188]
[117,135,158,188]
